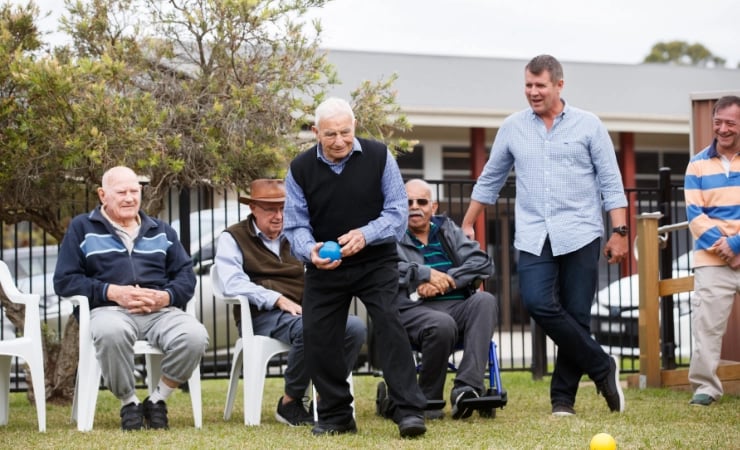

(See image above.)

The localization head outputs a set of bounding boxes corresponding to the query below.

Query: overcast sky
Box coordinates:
[24,0,740,68]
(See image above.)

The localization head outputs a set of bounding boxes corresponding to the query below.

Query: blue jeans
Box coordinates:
[518,237,611,407]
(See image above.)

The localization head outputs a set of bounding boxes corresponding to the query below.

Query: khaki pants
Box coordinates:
[689,265,740,399]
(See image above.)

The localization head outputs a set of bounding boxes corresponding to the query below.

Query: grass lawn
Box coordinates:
[1,370,738,449]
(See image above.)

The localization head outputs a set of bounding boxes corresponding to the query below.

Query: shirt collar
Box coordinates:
[315,137,363,164]
[251,218,283,242]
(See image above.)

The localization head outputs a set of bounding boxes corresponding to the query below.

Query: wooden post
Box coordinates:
[637,212,663,388]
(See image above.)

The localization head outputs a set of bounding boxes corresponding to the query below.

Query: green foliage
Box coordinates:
[643,40,727,68]
[0,0,412,236]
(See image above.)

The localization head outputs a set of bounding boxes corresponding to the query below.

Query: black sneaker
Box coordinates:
[311,418,358,436]
[595,355,625,413]
[450,384,479,419]
[276,396,314,426]
[120,402,144,431]
[551,403,576,417]
[143,397,169,429]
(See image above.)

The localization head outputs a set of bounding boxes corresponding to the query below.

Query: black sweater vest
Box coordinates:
[290,138,397,266]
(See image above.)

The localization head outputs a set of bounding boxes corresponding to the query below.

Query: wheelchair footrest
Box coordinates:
[458,389,508,410]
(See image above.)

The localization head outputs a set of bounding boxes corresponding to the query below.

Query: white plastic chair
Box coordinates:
[211,264,292,425]
[212,265,355,425]
[65,294,202,431]
[0,260,46,432]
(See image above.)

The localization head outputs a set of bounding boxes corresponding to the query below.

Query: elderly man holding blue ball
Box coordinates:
[284,97,427,439]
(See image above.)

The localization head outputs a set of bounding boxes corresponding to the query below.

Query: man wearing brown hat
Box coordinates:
[214,178,366,426]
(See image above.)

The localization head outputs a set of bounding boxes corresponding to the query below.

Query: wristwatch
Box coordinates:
[612,225,629,236]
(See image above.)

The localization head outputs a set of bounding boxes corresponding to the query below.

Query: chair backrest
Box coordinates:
[209,264,256,338]
[0,260,42,340]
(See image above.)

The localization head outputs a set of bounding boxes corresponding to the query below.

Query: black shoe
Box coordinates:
[143,397,169,429]
[398,415,426,438]
[120,402,144,431]
[311,418,358,436]
[276,396,314,426]
[551,403,576,417]
[450,384,479,419]
[595,355,625,413]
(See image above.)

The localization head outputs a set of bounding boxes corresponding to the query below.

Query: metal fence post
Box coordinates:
[658,167,676,370]
[530,319,547,380]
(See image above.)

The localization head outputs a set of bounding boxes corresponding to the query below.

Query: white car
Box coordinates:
[590,253,694,361]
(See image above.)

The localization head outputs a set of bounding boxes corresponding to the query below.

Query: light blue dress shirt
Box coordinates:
[283,138,408,263]
[214,222,284,310]
[471,100,627,257]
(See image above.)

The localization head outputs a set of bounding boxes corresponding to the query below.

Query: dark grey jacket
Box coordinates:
[396,215,494,310]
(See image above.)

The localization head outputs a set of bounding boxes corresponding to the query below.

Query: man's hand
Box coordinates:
[462,224,475,241]
[275,296,302,316]
[107,284,170,314]
[337,229,366,258]
[709,236,739,268]
[603,234,628,264]
[428,268,455,293]
[311,242,342,270]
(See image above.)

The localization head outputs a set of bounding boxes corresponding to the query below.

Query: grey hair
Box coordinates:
[314,97,355,126]
[405,178,437,202]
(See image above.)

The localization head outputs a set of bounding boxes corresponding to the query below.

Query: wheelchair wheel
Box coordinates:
[375,381,388,417]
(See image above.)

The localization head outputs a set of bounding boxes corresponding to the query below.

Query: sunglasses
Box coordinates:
[408,198,430,207]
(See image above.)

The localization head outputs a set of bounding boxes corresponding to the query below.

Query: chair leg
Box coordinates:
[0,356,10,426]
[27,350,46,432]
[145,354,164,396]
[223,340,243,421]
[74,343,101,432]
[188,365,203,429]
[242,348,269,426]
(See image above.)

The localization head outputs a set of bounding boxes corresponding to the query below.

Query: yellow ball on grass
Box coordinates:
[590,432,617,450]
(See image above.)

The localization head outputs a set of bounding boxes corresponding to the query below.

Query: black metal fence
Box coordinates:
[0,168,692,389]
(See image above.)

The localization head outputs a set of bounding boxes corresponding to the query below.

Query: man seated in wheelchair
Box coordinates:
[390,178,498,420]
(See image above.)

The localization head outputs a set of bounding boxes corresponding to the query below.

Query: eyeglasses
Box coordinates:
[408,198,430,207]
[253,204,284,215]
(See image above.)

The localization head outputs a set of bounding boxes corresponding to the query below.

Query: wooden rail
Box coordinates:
[636,212,740,392]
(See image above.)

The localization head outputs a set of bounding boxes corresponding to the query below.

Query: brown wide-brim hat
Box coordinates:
[239,179,286,205]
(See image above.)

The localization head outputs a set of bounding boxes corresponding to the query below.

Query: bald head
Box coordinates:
[98,166,142,227]
[102,166,138,189]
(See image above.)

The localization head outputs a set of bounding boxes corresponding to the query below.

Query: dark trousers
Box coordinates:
[304,254,426,424]
[400,291,498,400]
[518,237,611,407]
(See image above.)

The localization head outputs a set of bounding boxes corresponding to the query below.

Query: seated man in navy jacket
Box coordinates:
[54,166,209,431]
[396,179,498,420]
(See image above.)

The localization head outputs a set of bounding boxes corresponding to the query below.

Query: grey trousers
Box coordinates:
[89,306,209,400]
[400,291,498,400]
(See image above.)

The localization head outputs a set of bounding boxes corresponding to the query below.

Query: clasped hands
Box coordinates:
[709,236,740,270]
[107,284,170,314]
[416,269,456,299]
